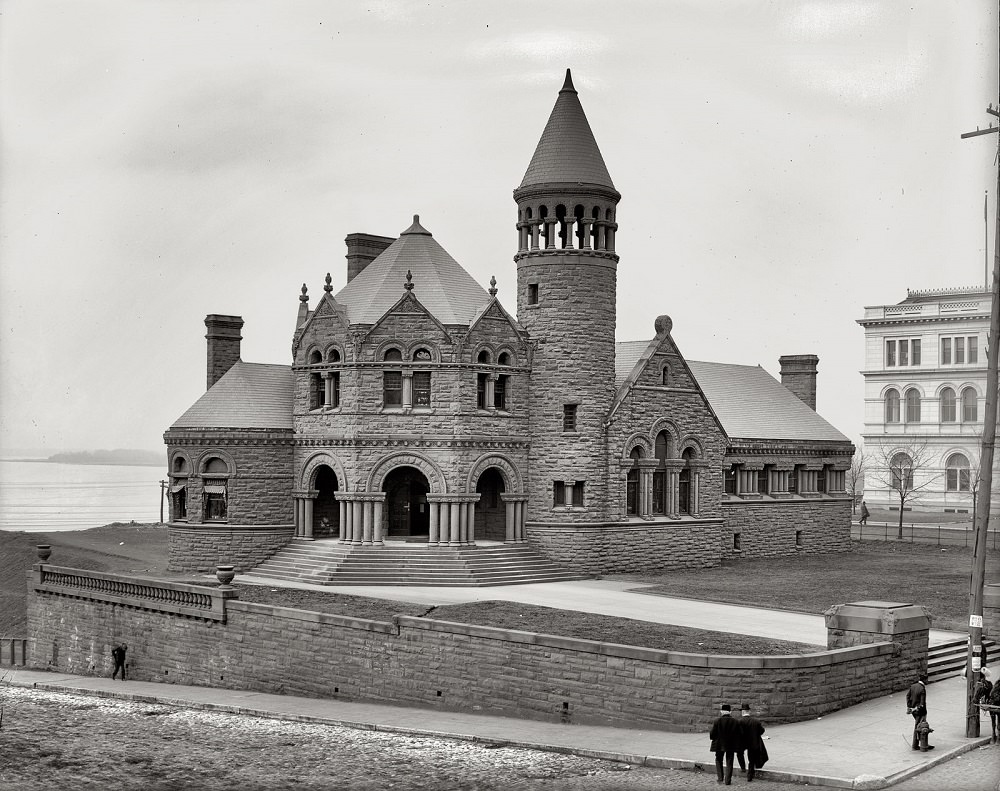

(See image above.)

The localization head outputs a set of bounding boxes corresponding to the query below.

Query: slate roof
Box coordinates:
[614,341,850,443]
[686,360,850,442]
[170,362,293,430]
[518,70,616,190]
[333,216,492,325]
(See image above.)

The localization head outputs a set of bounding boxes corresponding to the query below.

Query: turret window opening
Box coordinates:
[591,206,601,249]
[170,456,188,521]
[202,457,229,522]
[527,283,539,305]
[539,205,550,248]
[563,404,578,432]
[574,204,586,248]
[555,204,568,249]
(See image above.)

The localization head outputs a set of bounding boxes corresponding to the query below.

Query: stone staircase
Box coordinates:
[249,539,589,587]
[927,636,997,681]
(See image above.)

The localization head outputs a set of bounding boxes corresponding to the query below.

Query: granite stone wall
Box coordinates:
[26,568,929,733]
[167,526,294,573]
[721,498,852,558]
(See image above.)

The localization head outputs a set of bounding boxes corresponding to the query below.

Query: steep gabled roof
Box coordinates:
[333,216,491,325]
[518,69,615,190]
[686,360,850,443]
[170,362,293,430]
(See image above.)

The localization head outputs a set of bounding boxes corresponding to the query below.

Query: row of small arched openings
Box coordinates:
[304,344,520,367]
[518,203,616,250]
[883,385,979,423]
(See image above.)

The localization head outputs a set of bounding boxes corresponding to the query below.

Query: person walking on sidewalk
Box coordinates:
[738,703,768,782]
[859,500,870,525]
[111,642,128,681]
[905,673,930,751]
[710,703,742,785]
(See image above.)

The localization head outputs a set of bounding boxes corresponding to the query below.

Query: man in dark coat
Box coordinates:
[905,673,930,751]
[739,703,767,782]
[709,703,742,785]
[111,642,128,681]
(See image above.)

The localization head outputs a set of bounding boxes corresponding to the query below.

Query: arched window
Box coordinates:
[309,349,322,364]
[904,389,921,423]
[327,348,341,363]
[310,372,325,409]
[626,447,642,516]
[885,389,900,423]
[962,388,978,422]
[940,387,956,422]
[202,457,229,521]
[170,457,188,521]
[946,453,971,492]
[383,348,403,406]
[495,352,510,411]
[889,452,914,493]
[678,447,694,514]
[661,366,670,386]
[652,431,669,514]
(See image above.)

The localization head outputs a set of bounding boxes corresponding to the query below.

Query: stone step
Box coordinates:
[926,637,997,681]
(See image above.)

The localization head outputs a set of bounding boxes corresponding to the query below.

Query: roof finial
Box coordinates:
[489,275,497,297]
[560,68,576,94]
[404,269,414,291]
[324,272,333,293]
[300,283,309,303]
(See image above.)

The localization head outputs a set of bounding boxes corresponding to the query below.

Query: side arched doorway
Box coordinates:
[384,466,430,539]
[313,465,339,538]
[474,467,506,541]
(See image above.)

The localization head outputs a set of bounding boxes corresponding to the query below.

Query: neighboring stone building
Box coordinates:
[164,71,854,578]
[859,286,995,513]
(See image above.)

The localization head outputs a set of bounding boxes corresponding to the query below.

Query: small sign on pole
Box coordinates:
[970,614,984,629]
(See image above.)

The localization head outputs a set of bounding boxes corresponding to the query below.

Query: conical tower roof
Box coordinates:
[333,215,491,325]
[518,70,615,190]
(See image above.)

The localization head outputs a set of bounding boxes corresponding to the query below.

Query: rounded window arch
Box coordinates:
[383,347,403,362]
[889,452,914,492]
[497,351,511,366]
[962,387,978,422]
[661,365,670,386]
[884,389,900,423]
[477,349,492,364]
[904,388,921,423]
[308,349,323,364]
[326,347,342,363]
[940,387,956,422]
[172,456,189,474]
[201,456,230,522]
[412,347,432,362]
[203,457,229,475]
[946,452,971,492]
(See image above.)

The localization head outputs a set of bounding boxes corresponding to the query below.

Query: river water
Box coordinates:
[0,458,164,532]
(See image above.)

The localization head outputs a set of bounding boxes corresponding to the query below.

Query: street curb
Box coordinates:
[10,678,947,789]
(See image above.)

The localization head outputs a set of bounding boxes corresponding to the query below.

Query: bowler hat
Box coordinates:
[741,704,751,711]
[721,704,731,712]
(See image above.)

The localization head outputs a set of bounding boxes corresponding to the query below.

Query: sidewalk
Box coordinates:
[7,668,994,789]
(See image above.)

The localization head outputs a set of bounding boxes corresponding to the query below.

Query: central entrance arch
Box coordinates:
[384,466,430,539]
[313,465,340,537]
[474,467,506,540]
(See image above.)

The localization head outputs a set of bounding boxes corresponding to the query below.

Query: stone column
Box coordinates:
[486,374,497,411]
[505,500,516,542]
[401,371,413,410]
[563,216,576,249]
[303,493,316,540]
[518,500,527,542]
[465,500,475,543]
[543,219,558,249]
[662,460,684,518]
[338,499,348,542]
[580,217,593,249]
[530,221,541,250]
[517,221,528,252]
[564,482,575,508]
[323,372,334,407]
[352,500,364,544]
[429,501,440,546]
[771,466,793,499]
[372,496,385,545]
[638,460,660,519]
[362,499,374,545]
[449,501,462,546]
[595,221,606,250]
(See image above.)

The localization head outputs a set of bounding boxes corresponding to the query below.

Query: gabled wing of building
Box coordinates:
[686,360,850,442]
[332,216,492,326]
[170,362,293,430]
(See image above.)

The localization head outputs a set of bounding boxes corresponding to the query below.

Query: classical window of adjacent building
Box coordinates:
[563,404,578,432]
[941,337,951,365]
[626,447,641,515]
[963,387,978,422]
[904,389,921,423]
[495,352,510,410]
[886,338,921,367]
[940,387,956,422]
[969,337,979,364]
[885,389,900,423]
[946,453,971,492]
[202,457,229,522]
[890,452,914,492]
[941,335,979,365]
[527,283,539,305]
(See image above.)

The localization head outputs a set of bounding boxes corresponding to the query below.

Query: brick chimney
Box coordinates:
[778,354,819,410]
[205,314,244,390]
[345,233,395,283]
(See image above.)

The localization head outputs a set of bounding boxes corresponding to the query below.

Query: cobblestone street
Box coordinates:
[2,688,998,790]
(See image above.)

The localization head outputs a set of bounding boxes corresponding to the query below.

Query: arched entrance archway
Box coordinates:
[474,467,506,540]
[384,466,430,539]
[313,465,339,537]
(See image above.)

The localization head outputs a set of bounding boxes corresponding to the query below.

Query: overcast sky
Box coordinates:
[1,1,997,457]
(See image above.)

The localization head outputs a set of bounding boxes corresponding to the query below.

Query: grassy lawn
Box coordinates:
[3,525,997,653]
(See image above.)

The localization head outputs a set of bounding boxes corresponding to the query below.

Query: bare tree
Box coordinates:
[847,449,867,514]
[870,441,940,539]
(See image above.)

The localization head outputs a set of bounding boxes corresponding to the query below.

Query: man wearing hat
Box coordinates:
[709,703,742,785]
[739,703,767,782]
[905,672,932,751]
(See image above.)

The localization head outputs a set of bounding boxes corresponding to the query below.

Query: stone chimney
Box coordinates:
[779,354,819,410]
[205,314,244,390]
[345,233,395,283]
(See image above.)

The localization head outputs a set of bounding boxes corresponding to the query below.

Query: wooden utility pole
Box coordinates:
[159,479,167,524]
[960,103,999,738]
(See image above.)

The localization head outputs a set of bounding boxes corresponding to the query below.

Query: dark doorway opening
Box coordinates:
[313,465,339,537]
[474,468,506,541]
[384,466,430,539]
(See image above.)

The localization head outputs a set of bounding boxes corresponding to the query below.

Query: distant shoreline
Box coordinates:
[7,458,163,467]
